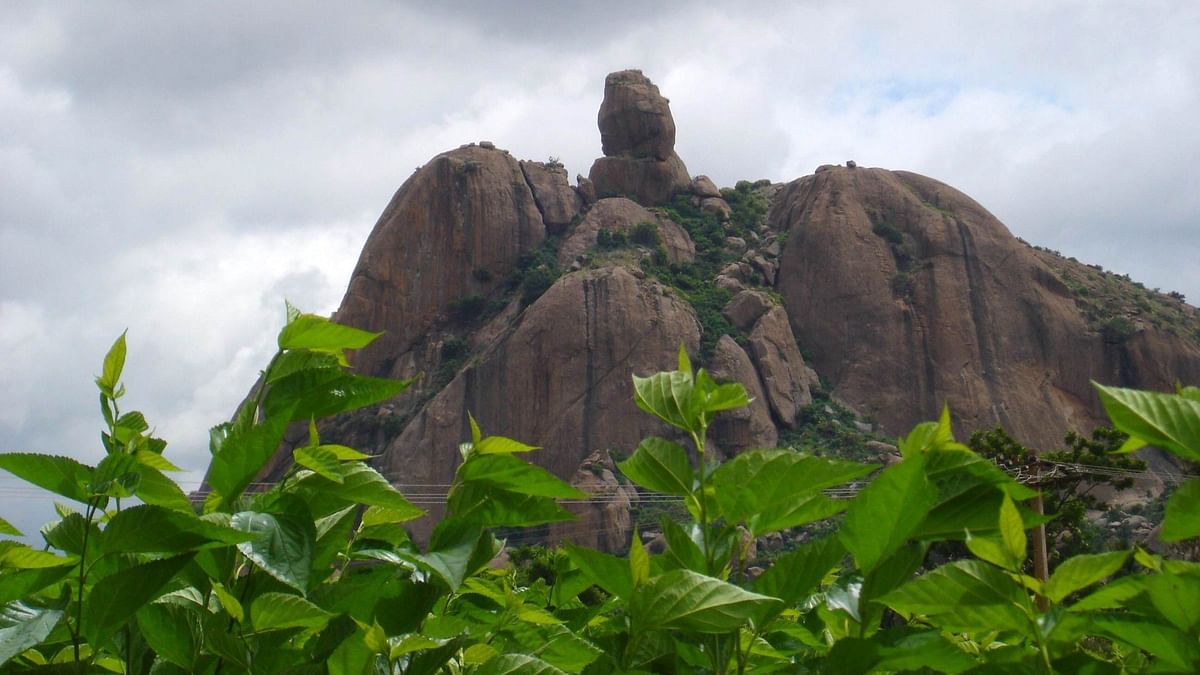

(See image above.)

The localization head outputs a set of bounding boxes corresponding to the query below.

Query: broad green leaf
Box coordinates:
[267,349,341,383]
[265,369,411,422]
[0,543,75,569]
[677,343,692,375]
[294,446,344,483]
[231,511,314,593]
[447,483,575,528]
[277,313,381,351]
[136,603,198,669]
[998,494,1026,565]
[1068,574,1146,612]
[1095,383,1200,461]
[133,448,181,472]
[81,553,195,648]
[564,545,633,599]
[632,370,696,432]
[134,464,193,512]
[474,435,538,454]
[881,559,1029,633]
[417,520,496,592]
[658,518,705,572]
[469,413,482,446]
[0,454,93,504]
[714,450,874,536]
[297,464,423,520]
[840,455,934,572]
[206,412,292,510]
[250,592,332,632]
[753,536,844,610]
[0,605,62,667]
[361,505,416,527]
[1092,616,1200,670]
[102,505,252,553]
[1147,571,1200,632]
[875,631,977,674]
[1044,550,1130,603]
[476,653,567,675]
[320,444,370,461]
[88,452,140,498]
[629,529,650,586]
[41,513,97,556]
[96,331,127,393]
[0,567,72,605]
[211,581,244,622]
[0,518,20,537]
[964,534,1014,571]
[617,437,694,496]
[1161,478,1200,541]
[630,569,781,633]
[501,622,601,673]
[456,454,585,498]
[312,505,359,582]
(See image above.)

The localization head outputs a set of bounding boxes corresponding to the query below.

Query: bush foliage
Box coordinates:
[1,311,1199,673]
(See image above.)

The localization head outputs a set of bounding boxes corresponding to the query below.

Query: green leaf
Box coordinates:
[617,437,694,496]
[81,553,195,648]
[629,529,650,587]
[0,543,75,569]
[231,511,314,593]
[320,444,370,461]
[456,454,585,498]
[88,452,140,498]
[206,412,292,510]
[632,370,696,433]
[278,313,381,351]
[964,534,1014,571]
[840,455,935,572]
[880,559,1029,633]
[1068,574,1146,612]
[211,581,244,622]
[294,446,344,483]
[447,484,575,528]
[96,331,127,393]
[265,370,411,422]
[875,631,977,674]
[564,545,633,599]
[0,605,62,667]
[1044,550,1130,603]
[1095,383,1200,461]
[1092,616,1200,670]
[1146,570,1200,632]
[250,592,332,632]
[133,464,193,512]
[418,520,489,591]
[713,450,875,536]
[630,569,782,633]
[1161,478,1200,541]
[0,454,93,504]
[267,349,341,383]
[474,435,538,454]
[137,602,198,669]
[297,464,423,520]
[753,535,844,610]
[476,653,567,675]
[102,505,253,554]
[998,494,1026,565]
[0,567,72,605]
[0,518,20,537]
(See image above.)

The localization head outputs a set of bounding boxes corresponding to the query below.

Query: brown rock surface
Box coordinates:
[558,197,695,266]
[598,69,676,160]
[520,160,581,233]
[722,290,773,333]
[745,305,814,427]
[377,265,700,532]
[771,166,1200,448]
[588,154,691,207]
[708,335,778,453]
[548,451,639,552]
[689,175,722,198]
[335,145,545,376]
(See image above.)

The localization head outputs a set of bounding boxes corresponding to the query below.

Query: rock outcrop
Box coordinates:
[588,70,691,206]
[557,197,695,266]
[771,166,1200,448]
[520,160,581,234]
[708,335,778,452]
[336,144,546,377]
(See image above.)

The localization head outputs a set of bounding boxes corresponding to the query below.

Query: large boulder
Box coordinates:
[745,305,814,428]
[336,145,546,376]
[520,160,581,234]
[548,451,639,553]
[588,70,691,206]
[377,265,701,534]
[597,69,676,160]
[771,166,1200,447]
[708,335,778,453]
[558,197,695,266]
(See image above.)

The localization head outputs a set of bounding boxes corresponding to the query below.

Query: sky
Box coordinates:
[2,0,1199,535]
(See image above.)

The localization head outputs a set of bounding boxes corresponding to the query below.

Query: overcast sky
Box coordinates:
[2,1,1198,534]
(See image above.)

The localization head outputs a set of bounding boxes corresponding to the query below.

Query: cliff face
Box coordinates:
[251,70,1200,547]
[770,166,1200,449]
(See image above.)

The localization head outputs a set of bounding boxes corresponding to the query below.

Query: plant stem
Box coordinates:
[73,498,99,662]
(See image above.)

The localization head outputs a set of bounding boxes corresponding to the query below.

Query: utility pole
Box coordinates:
[1031,461,1050,612]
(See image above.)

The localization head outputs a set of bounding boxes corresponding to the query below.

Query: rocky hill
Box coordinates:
[254,70,1200,547]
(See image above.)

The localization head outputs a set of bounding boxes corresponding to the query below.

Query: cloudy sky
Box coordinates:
[2,1,1198,534]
